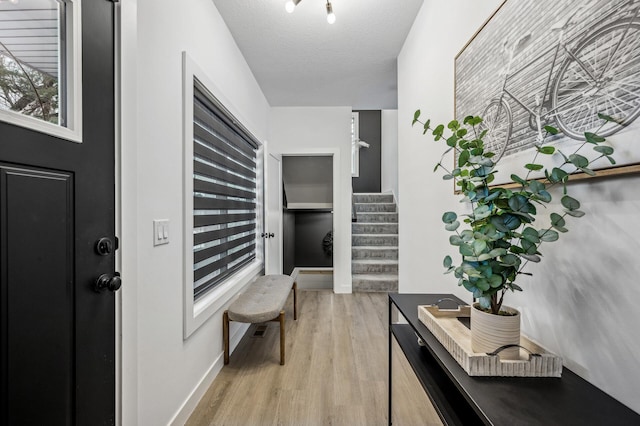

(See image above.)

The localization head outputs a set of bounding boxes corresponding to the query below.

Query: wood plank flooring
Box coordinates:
[186,291,442,426]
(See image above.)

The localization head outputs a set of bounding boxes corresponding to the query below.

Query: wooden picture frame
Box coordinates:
[454,0,640,184]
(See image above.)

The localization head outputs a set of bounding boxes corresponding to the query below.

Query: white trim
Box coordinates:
[351,112,360,177]
[0,0,83,143]
[264,149,283,275]
[168,322,249,426]
[182,52,264,338]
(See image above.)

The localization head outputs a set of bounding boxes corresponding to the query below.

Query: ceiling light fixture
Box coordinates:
[326,1,336,24]
[285,0,302,14]
[285,0,336,24]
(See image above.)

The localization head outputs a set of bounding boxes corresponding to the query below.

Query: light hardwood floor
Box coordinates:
[186,291,442,426]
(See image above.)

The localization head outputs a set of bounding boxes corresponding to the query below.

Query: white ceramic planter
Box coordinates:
[471,303,521,360]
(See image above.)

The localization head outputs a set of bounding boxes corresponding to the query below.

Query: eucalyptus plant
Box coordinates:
[413,112,617,315]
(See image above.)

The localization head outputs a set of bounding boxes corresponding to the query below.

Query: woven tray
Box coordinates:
[418,304,562,377]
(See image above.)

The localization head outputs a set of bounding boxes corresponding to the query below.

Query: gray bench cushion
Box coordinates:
[227,274,294,323]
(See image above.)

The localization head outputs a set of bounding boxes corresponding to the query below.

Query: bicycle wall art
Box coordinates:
[455,0,640,184]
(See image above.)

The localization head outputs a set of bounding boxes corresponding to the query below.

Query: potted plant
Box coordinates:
[412,112,617,358]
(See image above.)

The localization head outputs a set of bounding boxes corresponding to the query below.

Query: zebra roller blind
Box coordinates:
[192,83,259,299]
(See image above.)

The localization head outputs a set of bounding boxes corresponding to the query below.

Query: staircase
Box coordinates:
[352,193,398,292]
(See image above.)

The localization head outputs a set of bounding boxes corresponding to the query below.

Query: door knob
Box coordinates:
[94,272,122,292]
[261,232,275,238]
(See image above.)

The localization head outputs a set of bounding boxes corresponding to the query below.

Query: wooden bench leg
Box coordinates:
[293,282,298,320]
[223,310,230,365]
[279,310,285,365]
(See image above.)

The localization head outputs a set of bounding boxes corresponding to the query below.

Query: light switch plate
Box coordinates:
[153,219,170,246]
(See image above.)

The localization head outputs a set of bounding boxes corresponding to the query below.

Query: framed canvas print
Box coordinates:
[455,0,640,184]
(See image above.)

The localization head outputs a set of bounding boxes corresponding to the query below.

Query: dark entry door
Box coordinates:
[0,1,117,424]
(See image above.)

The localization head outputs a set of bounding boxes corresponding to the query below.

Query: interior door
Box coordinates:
[265,152,282,274]
[0,0,117,424]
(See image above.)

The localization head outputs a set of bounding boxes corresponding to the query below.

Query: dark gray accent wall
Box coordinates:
[352,110,381,193]
[283,209,296,275]
[293,211,333,267]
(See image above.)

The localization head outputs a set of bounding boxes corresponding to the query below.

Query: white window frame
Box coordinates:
[0,0,83,142]
[182,52,264,339]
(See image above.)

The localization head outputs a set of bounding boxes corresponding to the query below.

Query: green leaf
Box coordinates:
[445,221,460,231]
[550,212,566,228]
[433,163,441,172]
[443,174,454,180]
[525,163,544,171]
[561,195,580,210]
[536,190,552,203]
[458,150,470,167]
[443,255,452,268]
[433,124,445,139]
[413,110,421,125]
[461,230,474,241]
[579,167,596,176]
[569,154,589,168]
[550,167,569,182]
[521,254,541,263]
[476,279,491,291]
[487,275,502,288]
[539,229,559,242]
[521,227,540,243]
[594,145,614,155]
[511,174,526,185]
[449,235,463,246]
[473,205,491,220]
[528,180,545,193]
[460,244,475,257]
[490,214,522,232]
[446,135,458,147]
[521,239,538,255]
[544,125,559,135]
[473,239,487,254]
[508,194,530,213]
[442,211,457,223]
[565,209,586,218]
[607,156,616,165]
[485,190,500,202]
[537,145,556,155]
[423,119,431,133]
[447,120,460,131]
[489,248,508,258]
[585,132,606,144]
[457,128,468,138]
[464,115,483,126]
[511,283,524,291]
[500,254,520,267]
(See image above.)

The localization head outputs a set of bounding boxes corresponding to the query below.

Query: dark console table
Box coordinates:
[388,293,640,425]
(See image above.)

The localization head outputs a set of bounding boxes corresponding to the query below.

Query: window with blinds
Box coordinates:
[192,83,258,299]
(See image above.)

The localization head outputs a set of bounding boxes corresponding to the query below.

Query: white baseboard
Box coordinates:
[169,323,249,425]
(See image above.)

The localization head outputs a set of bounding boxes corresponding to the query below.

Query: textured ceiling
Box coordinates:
[212,0,423,109]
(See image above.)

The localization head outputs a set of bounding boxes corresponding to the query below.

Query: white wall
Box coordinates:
[269,107,353,293]
[398,0,640,413]
[120,0,271,424]
[381,109,399,201]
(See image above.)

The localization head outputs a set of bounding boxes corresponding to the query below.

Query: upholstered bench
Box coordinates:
[223,274,297,365]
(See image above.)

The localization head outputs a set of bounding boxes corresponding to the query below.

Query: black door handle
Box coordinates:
[261,232,275,238]
[94,272,122,292]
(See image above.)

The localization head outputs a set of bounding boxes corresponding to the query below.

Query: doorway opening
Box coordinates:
[282,155,334,290]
